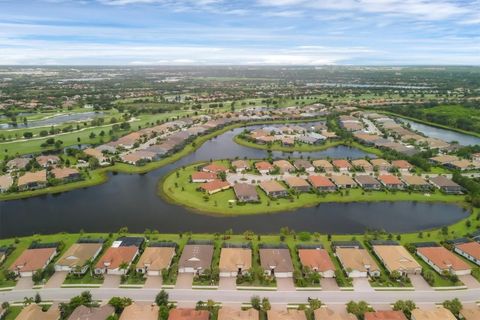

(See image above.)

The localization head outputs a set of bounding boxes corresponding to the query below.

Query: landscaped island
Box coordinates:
[160,158,467,216]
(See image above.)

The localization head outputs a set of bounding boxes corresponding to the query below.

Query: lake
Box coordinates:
[0,125,468,238]
[0,112,104,129]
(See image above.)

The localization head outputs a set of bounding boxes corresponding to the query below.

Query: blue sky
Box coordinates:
[0,0,479,65]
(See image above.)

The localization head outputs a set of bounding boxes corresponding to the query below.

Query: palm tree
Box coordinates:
[23,296,34,306]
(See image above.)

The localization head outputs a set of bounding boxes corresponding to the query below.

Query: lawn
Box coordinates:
[161,161,466,216]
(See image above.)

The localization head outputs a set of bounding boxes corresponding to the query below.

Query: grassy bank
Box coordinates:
[160,161,466,216]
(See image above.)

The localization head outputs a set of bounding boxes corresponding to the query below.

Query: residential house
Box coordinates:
[293,159,315,172]
[308,175,336,192]
[17,170,47,190]
[267,310,307,320]
[416,246,471,276]
[312,160,334,172]
[284,176,310,192]
[472,153,480,162]
[351,159,374,172]
[36,155,60,168]
[273,160,295,173]
[370,159,392,172]
[119,303,159,320]
[430,155,460,166]
[429,176,462,194]
[219,247,252,277]
[231,160,249,173]
[454,241,480,266]
[378,174,404,190]
[364,311,407,320]
[259,180,288,198]
[114,132,142,149]
[168,309,210,320]
[94,238,140,275]
[191,172,217,183]
[0,247,7,264]
[200,180,231,195]
[332,159,352,172]
[136,245,176,276]
[217,307,258,320]
[51,167,81,182]
[15,304,60,320]
[402,175,431,191]
[55,242,103,274]
[334,244,380,278]
[255,161,274,174]
[202,163,229,174]
[233,183,259,202]
[298,247,335,278]
[410,307,456,320]
[330,175,357,188]
[391,160,413,172]
[83,148,109,165]
[178,243,214,275]
[314,308,356,320]
[10,246,57,277]
[372,244,421,275]
[355,175,382,190]
[259,247,294,278]
[0,174,13,192]
[460,307,480,320]
[6,157,30,171]
[68,305,115,320]
[120,151,156,165]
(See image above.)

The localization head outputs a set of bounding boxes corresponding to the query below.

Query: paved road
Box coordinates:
[1,287,480,305]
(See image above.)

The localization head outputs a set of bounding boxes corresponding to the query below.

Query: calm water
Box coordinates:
[401,119,480,146]
[0,126,468,238]
[0,112,104,129]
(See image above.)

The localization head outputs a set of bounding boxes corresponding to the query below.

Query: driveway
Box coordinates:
[459,275,480,289]
[320,278,340,291]
[44,272,68,289]
[144,276,163,289]
[408,274,432,291]
[276,278,295,291]
[219,277,236,290]
[352,278,373,292]
[14,277,33,290]
[175,273,194,289]
[102,275,121,288]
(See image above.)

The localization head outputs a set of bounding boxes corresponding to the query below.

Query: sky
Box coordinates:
[0,0,479,65]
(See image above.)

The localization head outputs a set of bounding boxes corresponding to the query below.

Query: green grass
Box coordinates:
[161,161,466,216]
[2,306,23,320]
[234,136,344,153]
[63,272,104,285]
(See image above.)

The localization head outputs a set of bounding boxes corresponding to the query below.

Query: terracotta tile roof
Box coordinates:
[378,174,404,185]
[402,175,429,186]
[365,311,407,320]
[259,180,286,193]
[336,248,380,273]
[455,242,480,261]
[417,246,471,272]
[233,183,258,200]
[298,249,335,272]
[57,243,103,268]
[51,167,79,179]
[231,160,249,169]
[179,244,214,270]
[36,155,60,166]
[267,309,307,320]
[355,175,380,185]
[136,247,176,272]
[0,174,13,190]
[200,179,230,193]
[217,307,258,320]
[284,176,310,188]
[373,245,421,273]
[17,170,47,187]
[191,172,217,181]
[410,307,456,320]
[351,159,373,169]
[314,308,356,320]
[10,248,56,273]
[203,163,228,173]
[95,247,138,270]
[168,308,210,320]
[312,160,333,169]
[219,248,252,273]
[308,175,335,188]
[15,304,60,320]
[119,303,159,320]
[370,159,391,168]
[391,160,412,169]
[259,248,293,273]
[429,176,460,188]
[460,307,480,320]
[332,159,352,169]
[68,305,115,320]
[273,160,295,171]
[255,161,274,171]
[330,175,357,186]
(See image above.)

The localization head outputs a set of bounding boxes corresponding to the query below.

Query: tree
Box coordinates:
[23,296,34,306]
[34,292,42,304]
[108,296,132,314]
[261,297,271,311]
[155,290,169,307]
[346,301,371,319]
[308,298,322,310]
[443,298,462,317]
[250,296,261,310]
[393,300,416,318]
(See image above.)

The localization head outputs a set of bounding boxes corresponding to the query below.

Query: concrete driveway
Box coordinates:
[102,275,121,288]
[459,275,480,289]
[14,277,33,290]
[320,278,340,291]
[408,274,432,291]
[219,277,236,290]
[44,272,68,289]
[276,278,295,291]
[352,278,373,292]
[144,276,163,289]
[175,273,194,289]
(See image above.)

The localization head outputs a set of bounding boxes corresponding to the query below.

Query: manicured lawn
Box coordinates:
[234,135,344,153]
[2,306,23,320]
[64,272,104,285]
[161,161,466,216]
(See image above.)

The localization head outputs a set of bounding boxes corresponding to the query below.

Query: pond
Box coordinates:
[400,119,480,146]
[0,111,104,129]
[0,125,468,238]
